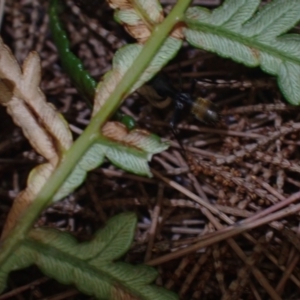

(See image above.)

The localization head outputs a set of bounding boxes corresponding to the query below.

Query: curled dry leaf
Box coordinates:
[102,121,129,140]
[102,121,167,156]
[102,121,156,145]
[108,0,164,43]
[108,0,183,43]
[0,38,73,238]
[93,62,129,116]
[102,121,158,152]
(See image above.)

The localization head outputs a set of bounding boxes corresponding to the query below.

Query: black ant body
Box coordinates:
[146,74,220,129]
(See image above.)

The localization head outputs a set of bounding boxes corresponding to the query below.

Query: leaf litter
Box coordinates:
[0,0,300,299]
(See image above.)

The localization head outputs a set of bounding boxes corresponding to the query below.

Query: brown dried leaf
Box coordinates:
[0,38,73,238]
[102,121,128,140]
[1,163,55,239]
[93,69,124,116]
[107,0,164,43]
[0,43,73,159]
[102,121,162,153]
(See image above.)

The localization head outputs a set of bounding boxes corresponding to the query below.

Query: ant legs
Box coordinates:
[169,98,188,157]
[169,100,184,129]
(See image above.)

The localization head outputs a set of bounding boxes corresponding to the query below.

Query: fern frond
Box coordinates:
[0,213,178,300]
[184,0,300,105]
[54,122,168,201]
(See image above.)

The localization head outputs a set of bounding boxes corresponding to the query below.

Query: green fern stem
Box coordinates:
[49,0,97,106]
[49,0,136,129]
[0,0,191,268]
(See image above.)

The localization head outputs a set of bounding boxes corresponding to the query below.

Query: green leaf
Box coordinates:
[184,0,300,105]
[93,37,182,115]
[0,2,190,299]
[0,213,178,300]
[49,0,140,129]
[53,127,168,201]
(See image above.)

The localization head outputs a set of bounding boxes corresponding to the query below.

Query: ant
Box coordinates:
[140,74,221,175]
[144,74,220,129]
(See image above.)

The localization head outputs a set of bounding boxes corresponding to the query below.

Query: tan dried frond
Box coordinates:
[1,163,55,239]
[107,0,183,43]
[102,121,128,140]
[0,40,73,161]
[93,69,124,116]
[102,121,152,149]
[0,38,73,238]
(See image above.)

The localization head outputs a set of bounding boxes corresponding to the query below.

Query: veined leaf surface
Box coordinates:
[0,213,178,300]
[184,0,300,105]
[53,122,169,201]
